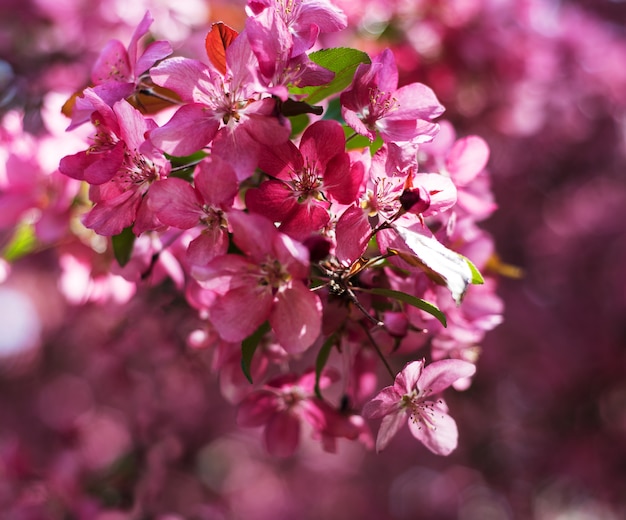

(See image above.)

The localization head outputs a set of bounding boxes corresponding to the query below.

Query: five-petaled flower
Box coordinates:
[363,358,476,454]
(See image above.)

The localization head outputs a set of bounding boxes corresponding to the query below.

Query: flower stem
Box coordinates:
[360,322,395,380]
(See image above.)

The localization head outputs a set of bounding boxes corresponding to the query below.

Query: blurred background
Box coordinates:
[1,0,625,518]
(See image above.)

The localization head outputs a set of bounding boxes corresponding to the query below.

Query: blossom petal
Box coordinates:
[408,402,459,455]
[209,284,273,342]
[394,360,425,394]
[334,205,371,265]
[149,177,203,229]
[362,386,402,419]
[237,390,280,427]
[446,136,490,185]
[270,281,322,353]
[375,410,406,452]
[299,120,345,169]
[418,359,477,396]
[265,412,300,457]
[194,156,238,206]
[149,103,219,156]
[187,228,229,265]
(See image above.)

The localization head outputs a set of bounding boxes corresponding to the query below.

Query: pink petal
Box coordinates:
[373,49,399,94]
[408,402,459,455]
[127,10,154,67]
[237,390,280,427]
[187,228,229,266]
[150,57,213,102]
[148,177,203,228]
[135,40,173,76]
[271,233,311,280]
[446,136,490,185]
[265,412,300,457]
[209,284,273,342]
[211,125,262,181]
[113,100,153,151]
[82,190,139,236]
[375,411,406,452]
[324,152,359,204]
[392,82,445,122]
[91,40,131,84]
[412,173,457,216]
[257,139,302,180]
[195,156,238,206]
[227,210,277,261]
[299,120,345,169]
[243,99,292,147]
[362,386,402,419]
[394,360,425,394]
[342,107,375,141]
[278,202,329,241]
[417,359,477,396]
[245,180,298,222]
[334,205,371,265]
[149,103,219,156]
[246,8,292,79]
[270,281,322,353]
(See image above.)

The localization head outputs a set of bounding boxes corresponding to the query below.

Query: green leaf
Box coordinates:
[289,48,371,104]
[165,150,208,181]
[111,226,136,267]
[461,255,485,284]
[344,125,384,153]
[289,113,310,138]
[361,287,447,327]
[314,334,337,398]
[322,97,343,122]
[241,321,270,384]
[2,222,37,261]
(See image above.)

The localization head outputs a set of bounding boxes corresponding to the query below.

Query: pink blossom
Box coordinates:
[60,90,167,233]
[246,119,361,240]
[69,11,172,129]
[363,358,475,454]
[340,48,444,144]
[149,30,291,179]
[148,155,238,265]
[247,0,347,57]
[245,7,335,100]
[237,369,362,457]
[194,211,322,353]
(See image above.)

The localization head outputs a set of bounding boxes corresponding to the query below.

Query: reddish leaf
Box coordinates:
[205,23,238,75]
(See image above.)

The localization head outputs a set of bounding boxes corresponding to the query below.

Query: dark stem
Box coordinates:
[360,322,395,380]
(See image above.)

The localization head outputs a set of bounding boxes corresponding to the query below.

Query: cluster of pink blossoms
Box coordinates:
[58,1,502,457]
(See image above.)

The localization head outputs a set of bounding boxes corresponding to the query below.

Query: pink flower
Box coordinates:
[194,211,322,353]
[149,30,290,179]
[363,358,476,454]
[61,96,170,236]
[247,0,347,56]
[148,155,238,265]
[69,11,172,129]
[340,49,444,144]
[245,8,335,100]
[237,369,361,457]
[245,119,361,240]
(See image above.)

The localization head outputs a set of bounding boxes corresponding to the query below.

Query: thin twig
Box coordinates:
[360,321,395,380]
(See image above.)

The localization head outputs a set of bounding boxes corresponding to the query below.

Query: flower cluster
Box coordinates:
[55,1,502,458]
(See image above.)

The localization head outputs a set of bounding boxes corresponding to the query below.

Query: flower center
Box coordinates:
[292,160,323,200]
[117,150,160,191]
[401,390,439,431]
[259,258,291,289]
[363,88,397,126]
